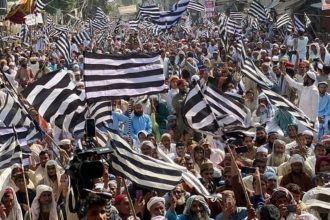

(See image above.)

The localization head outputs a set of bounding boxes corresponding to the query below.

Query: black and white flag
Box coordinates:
[187,1,205,12]
[248,0,271,22]
[84,52,167,102]
[137,4,160,21]
[55,32,71,63]
[35,0,46,13]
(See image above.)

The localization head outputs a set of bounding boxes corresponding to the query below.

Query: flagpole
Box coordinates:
[123,179,138,220]
[12,127,33,220]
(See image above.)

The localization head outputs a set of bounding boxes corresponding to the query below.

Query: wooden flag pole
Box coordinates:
[123,179,138,220]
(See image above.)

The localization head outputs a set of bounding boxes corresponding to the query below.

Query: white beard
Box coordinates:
[269,153,287,167]
[191,212,209,220]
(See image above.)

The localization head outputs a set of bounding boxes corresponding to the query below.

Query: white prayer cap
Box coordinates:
[147,197,165,211]
[272,56,279,62]
[138,130,148,136]
[151,216,165,220]
[302,130,313,137]
[59,139,71,145]
[141,140,155,149]
[191,74,200,82]
[2,65,9,71]
[257,146,268,154]
[289,154,304,165]
[306,70,317,81]
[317,62,323,70]
[35,185,53,198]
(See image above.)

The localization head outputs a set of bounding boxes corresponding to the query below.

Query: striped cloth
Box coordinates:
[0,136,22,170]
[108,130,182,191]
[248,0,271,22]
[35,0,46,13]
[187,1,205,12]
[83,52,167,102]
[137,4,160,21]
[55,32,71,63]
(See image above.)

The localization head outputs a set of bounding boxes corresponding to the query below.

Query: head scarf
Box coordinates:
[270,187,296,206]
[0,187,23,220]
[43,160,62,202]
[147,197,165,211]
[31,185,58,220]
[183,195,210,216]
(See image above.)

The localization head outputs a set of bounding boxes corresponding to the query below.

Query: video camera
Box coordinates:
[67,118,113,218]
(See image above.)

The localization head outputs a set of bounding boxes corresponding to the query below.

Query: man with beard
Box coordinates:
[280,154,314,192]
[318,82,330,138]
[147,197,166,219]
[113,194,143,220]
[165,185,188,215]
[241,134,257,167]
[271,64,288,96]
[15,58,34,91]
[166,195,212,220]
[255,126,267,147]
[285,124,298,143]
[34,150,50,184]
[35,58,51,79]
[199,161,216,194]
[215,190,249,220]
[267,139,290,167]
[159,133,176,154]
[31,185,63,220]
[264,131,279,152]
[283,70,319,130]
[172,79,189,135]
[131,102,152,141]
[302,130,315,151]
[306,143,327,176]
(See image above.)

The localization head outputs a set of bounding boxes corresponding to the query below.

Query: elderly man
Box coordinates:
[38,160,62,202]
[280,154,314,192]
[172,79,189,135]
[58,139,73,166]
[283,70,319,130]
[166,195,212,220]
[31,185,63,220]
[140,140,156,157]
[147,197,166,218]
[0,187,23,220]
[159,133,176,154]
[267,139,290,167]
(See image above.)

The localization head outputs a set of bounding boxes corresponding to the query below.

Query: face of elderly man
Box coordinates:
[150,201,165,217]
[291,162,303,175]
[39,191,52,212]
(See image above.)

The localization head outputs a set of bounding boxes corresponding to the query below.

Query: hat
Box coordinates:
[167,115,176,121]
[302,130,313,137]
[114,194,127,204]
[306,71,317,81]
[59,139,71,145]
[285,62,295,69]
[200,161,214,173]
[138,130,148,136]
[151,216,165,220]
[257,146,268,154]
[264,172,277,180]
[317,63,324,70]
[321,135,330,143]
[147,197,165,211]
[272,56,279,62]
[169,75,179,83]
[289,154,304,165]
[318,81,328,86]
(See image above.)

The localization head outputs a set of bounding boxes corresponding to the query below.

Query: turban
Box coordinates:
[289,154,304,165]
[147,197,165,211]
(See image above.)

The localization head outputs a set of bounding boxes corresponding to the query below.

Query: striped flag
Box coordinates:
[261,89,315,131]
[35,0,46,13]
[238,40,274,89]
[230,12,243,21]
[21,69,86,136]
[114,17,121,35]
[20,24,29,44]
[108,130,182,191]
[218,13,228,44]
[276,13,293,30]
[226,16,242,37]
[83,52,167,102]
[95,7,108,21]
[182,82,222,136]
[73,31,91,45]
[293,15,304,31]
[129,19,140,31]
[187,1,205,12]
[155,0,189,31]
[248,0,271,22]
[0,91,43,143]
[0,136,22,170]
[137,4,160,21]
[55,32,71,63]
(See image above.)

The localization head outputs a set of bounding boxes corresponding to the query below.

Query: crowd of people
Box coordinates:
[0,11,330,220]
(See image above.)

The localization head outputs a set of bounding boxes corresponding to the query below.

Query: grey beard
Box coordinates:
[191,212,208,220]
[40,204,51,213]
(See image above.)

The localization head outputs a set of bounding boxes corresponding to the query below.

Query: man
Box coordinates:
[131,102,152,140]
[58,139,73,166]
[170,142,189,161]
[147,197,166,218]
[215,190,249,220]
[264,131,279,152]
[302,130,315,150]
[159,133,176,154]
[272,63,288,96]
[166,115,181,142]
[140,140,156,157]
[283,70,319,130]
[306,143,327,176]
[0,187,23,220]
[150,96,169,125]
[31,185,63,220]
[241,134,257,167]
[280,154,314,192]
[199,161,216,194]
[35,58,51,79]
[267,139,290,167]
[287,133,313,158]
[264,172,278,195]
[166,195,212,220]
[285,124,298,143]
[15,58,34,91]
[38,160,62,202]
[256,146,269,161]
[86,195,108,220]
[255,126,267,147]
[172,79,189,135]
[318,81,330,138]
[113,194,142,220]
[34,150,50,184]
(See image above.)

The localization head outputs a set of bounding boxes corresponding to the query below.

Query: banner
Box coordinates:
[205,0,215,18]
[322,0,330,10]
[24,13,43,25]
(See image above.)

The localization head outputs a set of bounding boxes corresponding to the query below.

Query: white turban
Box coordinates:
[290,154,304,165]
[151,216,165,220]
[0,187,23,220]
[31,185,58,220]
[147,197,165,211]
[183,195,210,216]
[257,146,268,154]
[59,139,71,145]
